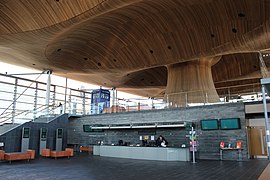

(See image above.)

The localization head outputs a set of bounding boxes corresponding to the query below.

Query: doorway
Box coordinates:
[248,126,268,158]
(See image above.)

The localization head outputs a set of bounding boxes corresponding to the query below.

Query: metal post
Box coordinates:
[191,126,196,163]
[64,77,68,113]
[12,78,18,124]
[262,85,270,160]
[52,85,56,107]
[45,70,52,116]
[127,100,130,112]
[112,87,115,113]
[116,89,118,106]
[82,91,86,115]
[68,89,72,114]
[33,82,38,120]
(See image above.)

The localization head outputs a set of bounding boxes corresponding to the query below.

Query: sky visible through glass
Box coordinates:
[0,62,143,99]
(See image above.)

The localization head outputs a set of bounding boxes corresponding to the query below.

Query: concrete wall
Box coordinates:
[68,103,247,160]
[0,114,69,154]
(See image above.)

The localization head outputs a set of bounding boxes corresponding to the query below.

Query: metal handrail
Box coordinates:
[0,69,266,123]
[0,71,45,118]
[0,103,66,125]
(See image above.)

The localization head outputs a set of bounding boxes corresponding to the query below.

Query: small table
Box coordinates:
[220,148,243,161]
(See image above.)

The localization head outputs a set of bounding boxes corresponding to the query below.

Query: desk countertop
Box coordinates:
[220,148,242,150]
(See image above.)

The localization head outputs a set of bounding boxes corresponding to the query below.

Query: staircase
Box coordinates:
[33,114,60,123]
[0,123,21,136]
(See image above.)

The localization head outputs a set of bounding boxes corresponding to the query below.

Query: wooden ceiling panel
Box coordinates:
[0,0,106,33]
[0,0,270,100]
[212,53,261,83]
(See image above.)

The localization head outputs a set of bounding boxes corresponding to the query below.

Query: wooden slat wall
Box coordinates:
[0,0,269,101]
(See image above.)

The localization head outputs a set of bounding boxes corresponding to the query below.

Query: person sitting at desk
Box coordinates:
[156,135,168,147]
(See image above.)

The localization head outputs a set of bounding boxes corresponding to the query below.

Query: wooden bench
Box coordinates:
[79,146,93,154]
[0,150,4,160]
[42,148,74,159]
[4,150,35,163]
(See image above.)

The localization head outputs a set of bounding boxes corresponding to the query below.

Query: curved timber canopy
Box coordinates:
[0,0,270,105]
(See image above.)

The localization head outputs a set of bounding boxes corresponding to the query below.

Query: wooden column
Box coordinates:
[165,56,221,106]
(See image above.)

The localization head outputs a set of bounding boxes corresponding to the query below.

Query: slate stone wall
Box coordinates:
[0,114,69,155]
[68,103,247,160]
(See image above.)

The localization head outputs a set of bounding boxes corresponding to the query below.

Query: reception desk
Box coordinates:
[93,145,190,161]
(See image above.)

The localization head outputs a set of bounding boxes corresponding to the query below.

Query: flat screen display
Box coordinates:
[83,125,91,132]
[220,118,241,130]
[57,128,63,138]
[23,127,30,138]
[201,119,218,130]
[83,125,104,132]
[41,128,47,139]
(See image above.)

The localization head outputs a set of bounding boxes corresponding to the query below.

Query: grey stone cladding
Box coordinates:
[68,103,247,160]
[0,114,69,155]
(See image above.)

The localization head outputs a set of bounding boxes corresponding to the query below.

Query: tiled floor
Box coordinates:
[0,153,269,180]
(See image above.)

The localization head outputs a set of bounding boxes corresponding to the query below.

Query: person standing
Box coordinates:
[58,102,63,114]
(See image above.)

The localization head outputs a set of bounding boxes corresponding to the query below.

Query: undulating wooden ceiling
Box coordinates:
[0,0,270,104]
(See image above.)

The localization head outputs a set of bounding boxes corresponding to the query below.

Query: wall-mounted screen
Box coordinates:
[57,128,63,138]
[23,127,30,138]
[40,127,47,139]
[201,119,218,130]
[220,118,241,130]
[83,125,104,132]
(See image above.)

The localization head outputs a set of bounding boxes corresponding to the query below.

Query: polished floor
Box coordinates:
[0,153,269,180]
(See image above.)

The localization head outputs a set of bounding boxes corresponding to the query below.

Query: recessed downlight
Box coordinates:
[238,13,245,17]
